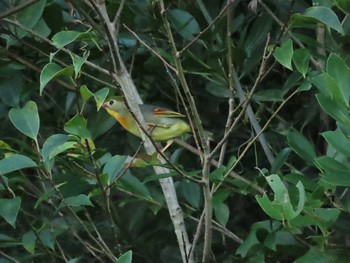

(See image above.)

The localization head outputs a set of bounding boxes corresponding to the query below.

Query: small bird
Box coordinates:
[102,97,191,149]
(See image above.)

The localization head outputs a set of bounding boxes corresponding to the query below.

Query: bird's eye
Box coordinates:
[108,100,114,106]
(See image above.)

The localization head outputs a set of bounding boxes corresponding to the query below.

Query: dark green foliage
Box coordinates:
[1,0,350,262]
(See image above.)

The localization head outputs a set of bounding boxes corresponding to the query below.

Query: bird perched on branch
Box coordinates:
[102,97,191,150]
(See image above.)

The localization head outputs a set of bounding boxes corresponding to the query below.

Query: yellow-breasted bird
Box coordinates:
[101,97,191,149]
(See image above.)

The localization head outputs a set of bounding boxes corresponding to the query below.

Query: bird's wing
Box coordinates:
[151,108,186,118]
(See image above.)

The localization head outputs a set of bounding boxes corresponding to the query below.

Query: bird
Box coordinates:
[101,97,191,151]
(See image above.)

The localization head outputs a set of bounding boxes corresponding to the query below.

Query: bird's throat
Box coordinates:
[106,108,130,130]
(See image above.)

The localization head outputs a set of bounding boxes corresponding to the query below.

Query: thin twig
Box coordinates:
[179,0,234,55]
[0,0,40,20]
[123,24,177,73]
[215,88,299,193]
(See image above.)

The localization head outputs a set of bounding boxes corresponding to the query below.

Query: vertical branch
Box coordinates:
[218,4,235,167]
[88,1,193,262]
[158,1,212,261]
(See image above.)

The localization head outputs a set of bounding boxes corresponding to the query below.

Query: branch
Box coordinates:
[0,0,40,20]
[159,1,212,261]
[214,88,299,193]
[90,1,193,262]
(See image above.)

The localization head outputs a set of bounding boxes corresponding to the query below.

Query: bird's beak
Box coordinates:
[101,103,107,109]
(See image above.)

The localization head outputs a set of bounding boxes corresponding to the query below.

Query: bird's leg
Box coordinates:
[161,139,173,153]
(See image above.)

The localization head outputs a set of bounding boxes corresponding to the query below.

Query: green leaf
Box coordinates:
[284,173,318,191]
[116,250,132,263]
[41,134,72,161]
[316,94,350,127]
[316,156,350,186]
[40,63,73,95]
[7,0,46,42]
[304,6,343,34]
[0,154,37,175]
[0,73,23,107]
[59,194,94,209]
[273,39,293,70]
[52,31,95,48]
[271,147,292,173]
[252,89,284,102]
[22,230,36,254]
[94,88,110,111]
[103,155,128,184]
[80,85,94,102]
[32,18,51,38]
[214,202,229,226]
[311,72,347,107]
[294,247,331,263]
[287,131,316,164]
[333,0,350,13]
[236,220,281,257]
[35,183,66,209]
[213,189,230,205]
[299,79,312,91]
[326,53,350,106]
[120,172,151,199]
[9,101,40,140]
[322,130,350,157]
[302,207,340,235]
[209,166,225,182]
[292,49,310,77]
[70,51,90,79]
[0,197,21,228]
[39,229,55,250]
[168,9,200,41]
[180,180,201,209]
[64,115,92,139]
[256,174,305,221]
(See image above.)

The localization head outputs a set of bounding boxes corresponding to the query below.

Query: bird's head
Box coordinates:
[101,96,125,112]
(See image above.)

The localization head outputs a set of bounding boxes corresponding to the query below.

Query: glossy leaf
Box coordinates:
[35,183,66,209]
[80,85,94,102]
[0,154,37,175]
[180,180,201,209]
[214,202,229,226]
[0,73,23,107]
[59,194,94,209]
[39,229,55,250]
[94,88,109,111]
[271,147,292,173]
[294,247,331,263]
[103,155,128,184]
[40,63,73,95]
[52,31,95,48]
[287,131,316,164]
[311,72,346,106]
[304,6,343,34]
[273,39,293,70]
[316,94,350,127]
[322,130,350,157]
[0,197,21,228]
[253,89,284,102]
[41,134,72,161]
[64,115,92,139]
[9,101,39,140]
[120,172,151,199]
[22,230,36,254]
[70,51,90,79]
[326,53,350,106]
[116,250,132,263]
[168,9,200,41]
[316,156,350,186]
[293,49,310,77]
[236,220,281,257]
[256,174,305,221]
